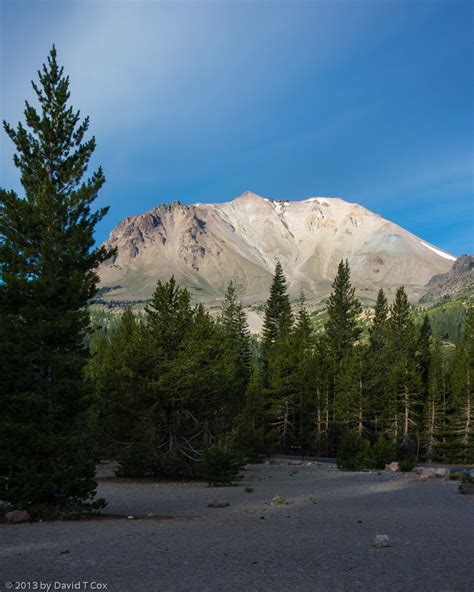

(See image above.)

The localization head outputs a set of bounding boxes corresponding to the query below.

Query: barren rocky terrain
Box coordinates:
[1,461,473,592]
[97,192,455,306]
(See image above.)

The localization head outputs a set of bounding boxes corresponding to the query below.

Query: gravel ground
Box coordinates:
[1,461,473,592]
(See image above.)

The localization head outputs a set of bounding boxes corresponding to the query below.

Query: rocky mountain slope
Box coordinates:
[97,191,456,306]
[419,255,474,304]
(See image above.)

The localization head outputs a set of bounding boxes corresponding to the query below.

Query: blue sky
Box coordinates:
[1,0,473,254]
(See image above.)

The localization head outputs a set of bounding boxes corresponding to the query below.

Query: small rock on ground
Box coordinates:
[208,500,231,508]
[5,510,31,524]
[374,535,391,548]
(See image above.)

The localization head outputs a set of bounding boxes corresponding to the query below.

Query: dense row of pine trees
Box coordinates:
[1,47,472,515]
[88,260,474,478]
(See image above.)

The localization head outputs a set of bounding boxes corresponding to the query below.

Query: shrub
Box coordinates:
[399,459,416,472]
[336,432,373,471]
[201,445,245,486]
[396,436,417,471]
[371,435,396,470]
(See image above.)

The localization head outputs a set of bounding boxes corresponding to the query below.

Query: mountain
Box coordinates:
[419,255,474,304]
[97,191,456,307]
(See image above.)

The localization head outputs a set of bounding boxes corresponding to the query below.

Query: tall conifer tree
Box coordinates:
[324,260,362,450]
[261,260,294,353]
[325,260,362,363]
[386,287,420,454]
[369,289,389,352]
[0,47,111,513]
[220,281,252,390]
[449,307,474,462]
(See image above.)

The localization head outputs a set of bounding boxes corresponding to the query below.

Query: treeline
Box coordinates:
[88,260,474,477]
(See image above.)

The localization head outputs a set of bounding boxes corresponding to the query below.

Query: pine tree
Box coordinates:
[366,289,390,436]
[424,340,445,461]
[335,344,370,436]
[369,289,389,352]
[0,47,111,514]
[232,365,272,460]
[261,260,294,354]
[448,307,474,463]
[220,281,252,402]
[324,260,362,452]
[87,309,151,467]
[292,294,317,452]
[385,287,420,457]
[325,260,362,362]
[417,314,432,400]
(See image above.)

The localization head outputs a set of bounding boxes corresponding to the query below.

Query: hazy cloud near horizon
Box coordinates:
[1,0,472,254]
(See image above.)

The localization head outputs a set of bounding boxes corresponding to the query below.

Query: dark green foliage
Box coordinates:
[336,433,372,471]
[219,281,252,419]
[446,307,474,463]
[398,459,417,472]
[325,260,362,363]
[261,260,294,355]
[89,278,239,478]
[336,433,395,471]
[427,301,468,342]
[200,445,245,486]
[86,264,473,479]
[0,47,111,515]
[461,472,474,484]
[384,287,421,447]
[324,260,362,454]
[232,366,275,461]
[417,314,432,397]
[369,289,389,352]
[371,434,396,470]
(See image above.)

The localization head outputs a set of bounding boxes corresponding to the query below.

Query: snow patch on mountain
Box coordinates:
[420,241,456,261]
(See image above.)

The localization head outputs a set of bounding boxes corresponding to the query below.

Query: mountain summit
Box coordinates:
[97,192,455,305]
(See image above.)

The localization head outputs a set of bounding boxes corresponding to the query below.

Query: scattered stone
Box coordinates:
[288,461,303,466]
[420,469,437,480]
[127,515,134,520]
[459,483,474,495]
[469,469,474,479]
[208,500,231,508]
[271,495,288,506]
[412,466,426,474]
[435,468,450,478]
[5,510,31,524]
[385,462,400,472]
[374,535,391,548]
